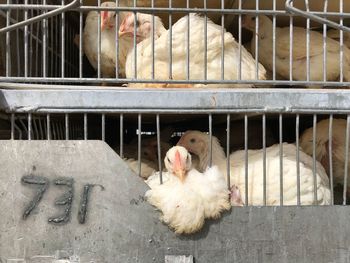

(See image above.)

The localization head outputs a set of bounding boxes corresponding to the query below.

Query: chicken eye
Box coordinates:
[136,20,140,27]
[190,138,196,143]
[252,17,256,21]
[167,157,171,163]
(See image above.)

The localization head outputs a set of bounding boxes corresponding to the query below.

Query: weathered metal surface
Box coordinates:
[1,88,350,114]
[1,141,350,262]
[165,255,194,263]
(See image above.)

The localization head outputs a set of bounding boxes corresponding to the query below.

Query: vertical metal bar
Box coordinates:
[289,11,294,80]
[296,114,301,205]
[115,0,119,77]
[42,0,48,78]
[138,114,142,177]
[28,113,32,140]
[254,0,259,79]
[203,0,207,80]
[133,0,137,79]
[101,114,105,141]
[208,114,213,167]
[34,7,39,77]
[11,113,15,140]
[272,0,276,80]
[238,0,242,80]
[339,0,344,82]
[65,113,69,140]
[84,113,88,140]
[328,114,334,205]
[38,116,44,140]
[168,0,173,80]
[186,0,190,80]
[220,0,225,81]
[47,114,51,140]
[151,0,155,80]
[5,0,10,77]
[61,0,65,78]
[279,113,283,206]
[120,114,124,157]
[97,0,101,78]
[343,115,350,205]
[305,0,310,82]
[79,0,83,78]
[226,114,231,189]
[262,114,266,205]
[24,0,28,78]
[156,114,163,184]
[32,116,38,140]
[51,17,54,77]
[29,6,33,77]
[312,114,318,204]
[16,6,20,77]
[244,114,248,206]
[322,0,328,82]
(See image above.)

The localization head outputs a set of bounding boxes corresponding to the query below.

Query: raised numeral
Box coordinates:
[21,175,49,219]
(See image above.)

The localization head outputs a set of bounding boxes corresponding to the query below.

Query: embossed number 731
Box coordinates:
[21,175,100,225]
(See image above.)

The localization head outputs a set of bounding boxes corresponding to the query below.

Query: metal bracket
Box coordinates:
[0,0,81,34]
[285,0,350,33]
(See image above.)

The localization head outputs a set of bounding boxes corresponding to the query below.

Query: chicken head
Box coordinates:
[119,13,165,43]
[100,2,117,31]
[164,146,192,182]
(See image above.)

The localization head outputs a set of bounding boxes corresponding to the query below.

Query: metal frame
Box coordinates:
[0,0,350,86]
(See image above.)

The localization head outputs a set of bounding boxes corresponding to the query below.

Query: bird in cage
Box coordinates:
[300,118,350,202]
[118,13,266,88]
[177,130,331,206]
[82,1,132,78]
[242,15,350,86]
[145,146,231,234]
[328,30,350,49]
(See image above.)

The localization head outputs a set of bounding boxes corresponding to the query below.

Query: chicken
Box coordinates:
[83,2,131,78]
[177,130,331,206]
[300,118,349,194]
[242,15,350,85]
[124,158,155,179]
[328,29,350,49]
[145,146,231,234]
[119,13,266,88]
[120,127,173,171]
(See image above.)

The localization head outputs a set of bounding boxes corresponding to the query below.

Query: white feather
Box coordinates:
[126,13,266,88]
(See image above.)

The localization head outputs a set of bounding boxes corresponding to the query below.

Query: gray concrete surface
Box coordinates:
[0,141,350,263]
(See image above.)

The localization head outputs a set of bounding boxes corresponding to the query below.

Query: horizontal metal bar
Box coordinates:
[1,77,350,87]
[0,0,80,34]
[1,5,350,19]
[2,88,350,114]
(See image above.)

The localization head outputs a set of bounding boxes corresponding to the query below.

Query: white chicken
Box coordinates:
[119,13,266,88]
[300,118,349,194]
[83,2,131,78]
[124,158,155,179]
[328,29,350,49]
[145,146,231,234]
[177,130,331,206]
[242,15,350,84]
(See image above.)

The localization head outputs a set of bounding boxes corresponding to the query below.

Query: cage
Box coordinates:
[1,0,350,262]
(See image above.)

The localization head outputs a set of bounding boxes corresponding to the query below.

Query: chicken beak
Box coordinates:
[174,150,186,182]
